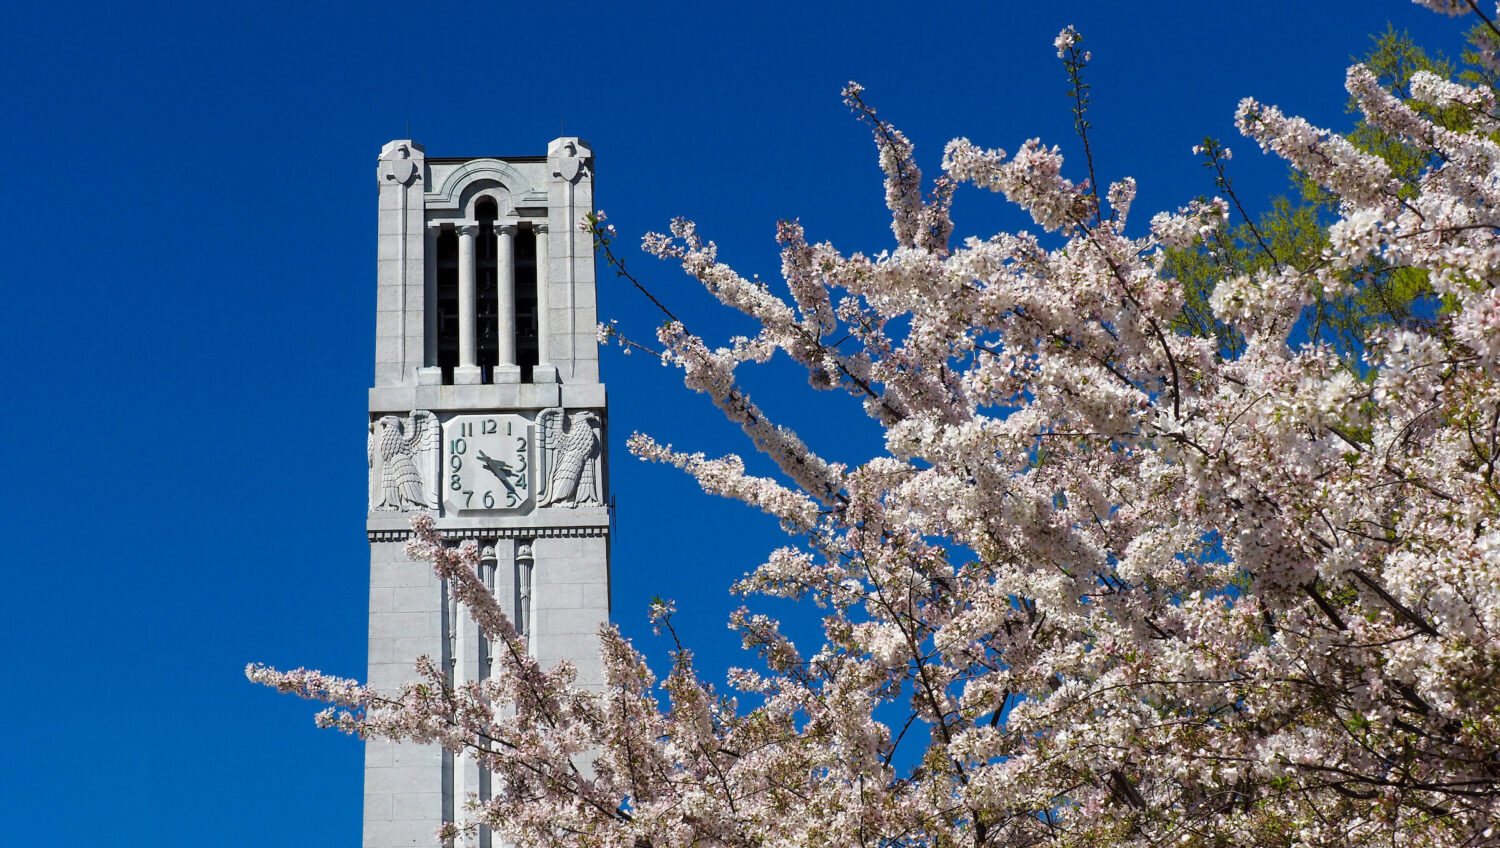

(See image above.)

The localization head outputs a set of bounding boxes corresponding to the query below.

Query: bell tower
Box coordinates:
[363,138,610,847]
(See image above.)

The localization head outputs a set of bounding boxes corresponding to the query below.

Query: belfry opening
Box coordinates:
[429,200,540,385]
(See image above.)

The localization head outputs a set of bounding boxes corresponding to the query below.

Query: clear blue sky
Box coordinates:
[0,2,1471,845]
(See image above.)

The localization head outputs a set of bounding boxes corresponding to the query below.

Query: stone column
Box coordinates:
[494,221,521,383]
[418,224,442,385]
[517,540,535,641]
[479,546,496,680]
[533,223,557,383]
[478,547,496,848]
[451,546,492,832]
[455,223,482,385]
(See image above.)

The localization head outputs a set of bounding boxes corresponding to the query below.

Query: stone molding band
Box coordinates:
[369,525,608,543]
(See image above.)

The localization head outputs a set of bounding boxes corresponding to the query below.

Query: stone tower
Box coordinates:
[364,138,610,847]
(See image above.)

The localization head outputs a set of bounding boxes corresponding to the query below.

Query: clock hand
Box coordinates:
[475,450,520,496]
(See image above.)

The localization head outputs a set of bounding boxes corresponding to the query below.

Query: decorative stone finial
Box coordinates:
[548,137,592,184]
[379,141,422,186]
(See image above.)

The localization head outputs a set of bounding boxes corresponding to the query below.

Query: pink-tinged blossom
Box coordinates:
[1053,25,1080,57]
[1410,0,1471,15]
[245,664,371,708]
[1148,196,1229,248]
[1410,69,1500,126]
[1105,176,1136,225]
[261,11,1500,847]
[1236,95,1398,207]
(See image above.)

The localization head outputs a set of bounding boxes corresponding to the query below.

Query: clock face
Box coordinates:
[442,414,532,512]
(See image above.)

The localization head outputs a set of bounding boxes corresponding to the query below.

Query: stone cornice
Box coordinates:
[369,523,608,543]
[368,504,611,543]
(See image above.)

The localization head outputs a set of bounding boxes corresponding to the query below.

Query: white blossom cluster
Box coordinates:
[257,8,1500,847]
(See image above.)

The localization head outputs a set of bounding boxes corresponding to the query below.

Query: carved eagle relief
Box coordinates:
[368,410,440,511]
[537,408,601,507]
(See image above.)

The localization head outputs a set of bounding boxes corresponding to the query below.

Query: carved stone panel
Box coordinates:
[549,139,592,184]
[536,408,602,507]
[368,411,440,511]
[379,142,421,186]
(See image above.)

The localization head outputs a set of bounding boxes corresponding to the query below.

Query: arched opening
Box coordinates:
[516,226,539,382]
[426,190,541,384]
[475,197,499,383]
[435,226,459,384]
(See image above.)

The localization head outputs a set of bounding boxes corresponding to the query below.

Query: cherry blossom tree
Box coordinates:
[253,4,1500,845]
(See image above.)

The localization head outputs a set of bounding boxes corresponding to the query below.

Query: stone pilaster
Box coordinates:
[546,137,598,385]
[364,540,446,848]
[376,140,427,388]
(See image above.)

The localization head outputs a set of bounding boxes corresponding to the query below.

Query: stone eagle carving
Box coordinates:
[537,408,601,507]
[368,410,440,511]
